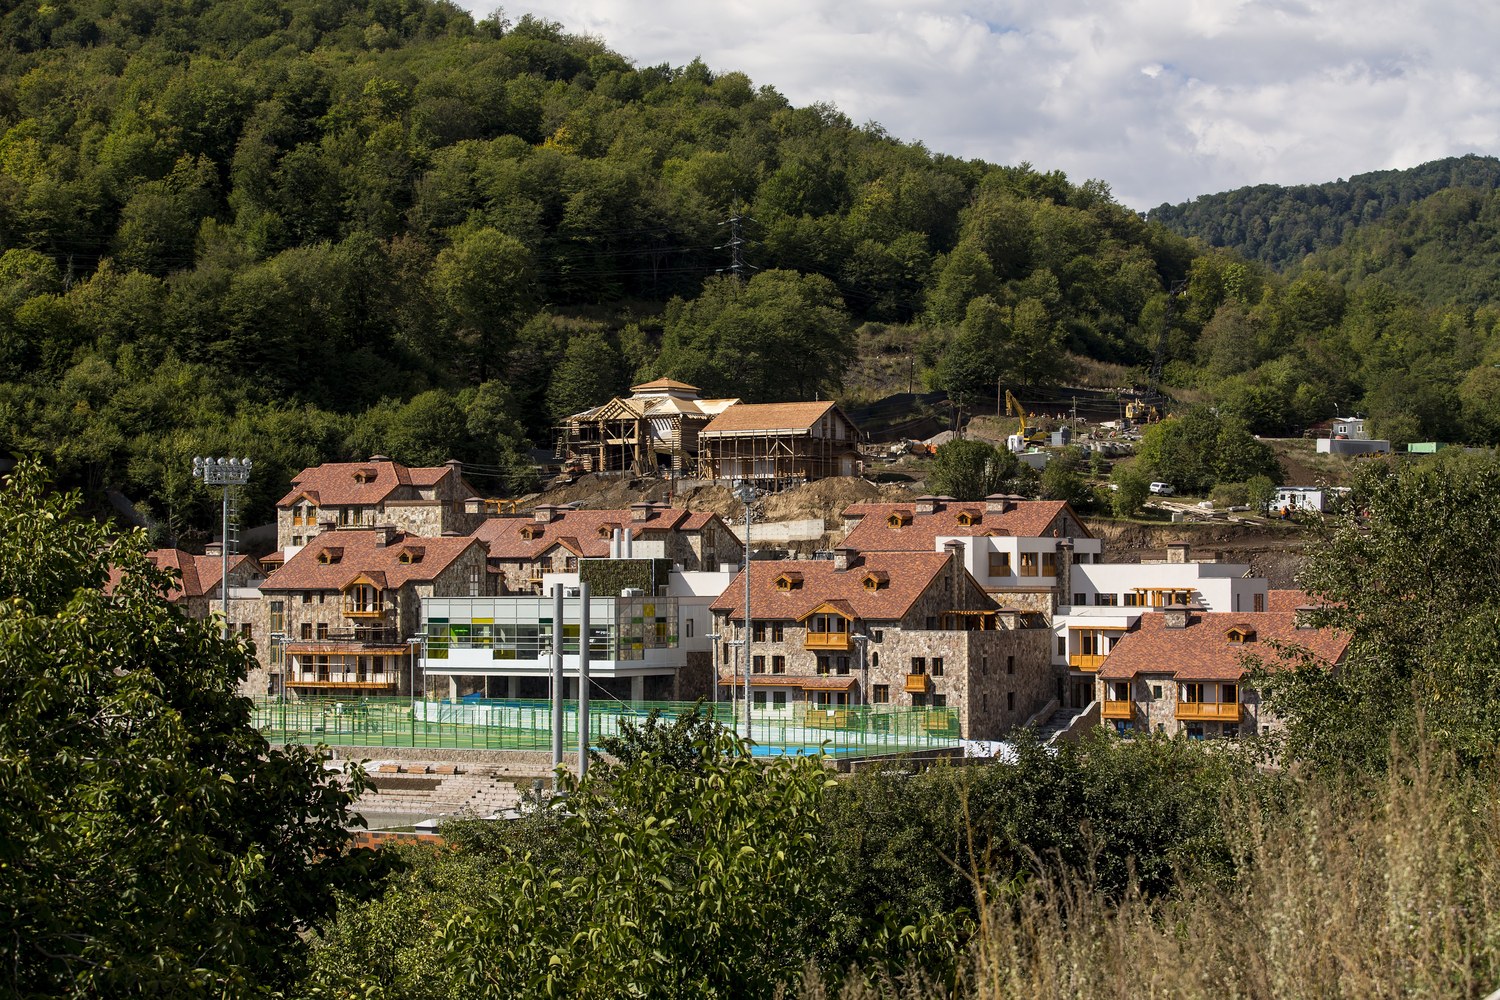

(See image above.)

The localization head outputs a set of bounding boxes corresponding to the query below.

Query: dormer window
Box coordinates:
[956,510,980,526]
[317,547,343,564]
[352,468,377,484]
[398,546,424,564]
[775,572,803,591]
[520,526,540,540]
[862,571,889,591]
[886,511,912,529]
[1227,626,1256,643]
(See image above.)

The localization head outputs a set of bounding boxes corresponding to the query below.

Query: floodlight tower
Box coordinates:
[192,456,252,640]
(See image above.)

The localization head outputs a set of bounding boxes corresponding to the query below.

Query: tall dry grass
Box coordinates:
[820,744,1500,1000]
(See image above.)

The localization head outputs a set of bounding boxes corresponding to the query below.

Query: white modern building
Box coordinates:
[1048,544,1270,710]
[418,560,735,703]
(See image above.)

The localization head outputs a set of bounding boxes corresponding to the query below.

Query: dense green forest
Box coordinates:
[1149,154,1500,268]
[5,0,1500,537]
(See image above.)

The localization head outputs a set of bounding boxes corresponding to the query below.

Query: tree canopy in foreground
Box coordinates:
[0,461,377,996]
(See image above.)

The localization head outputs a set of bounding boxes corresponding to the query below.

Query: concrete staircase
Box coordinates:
[1035,706,1083,744]
[359,767,523,818]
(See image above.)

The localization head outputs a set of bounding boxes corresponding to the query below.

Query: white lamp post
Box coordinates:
[734,480,757,738]
[192,456,252,640]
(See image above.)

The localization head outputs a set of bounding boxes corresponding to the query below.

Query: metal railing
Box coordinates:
[252,697,963,755]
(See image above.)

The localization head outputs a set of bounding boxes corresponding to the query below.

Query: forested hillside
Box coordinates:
[0,0,1205,535]
[1148,154,1500,269]
[5,0,1500,539]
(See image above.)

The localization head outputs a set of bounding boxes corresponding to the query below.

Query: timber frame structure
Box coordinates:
[698,401,864,491]
[556,379,738,478]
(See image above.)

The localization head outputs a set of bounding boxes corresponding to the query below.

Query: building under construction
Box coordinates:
[697,401,863,491]
[555,379,738,477]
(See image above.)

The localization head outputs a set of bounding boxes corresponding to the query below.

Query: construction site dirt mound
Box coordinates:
[524,476,922,531]
[1085,518,1310,589]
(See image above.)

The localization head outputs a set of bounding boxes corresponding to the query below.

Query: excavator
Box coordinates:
[1004,390,1047,450]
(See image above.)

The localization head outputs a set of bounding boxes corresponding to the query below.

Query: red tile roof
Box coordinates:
[473,507,728,561]
[710,551,975,622]
[261,530,482,592]
[1267,589,1316,612]
[276,460,468,508]
[700,401,845,435]
[839,500,1088,553]
[110,549,257,602]
[1098,611,1349,682]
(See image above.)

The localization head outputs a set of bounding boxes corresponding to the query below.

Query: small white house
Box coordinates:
[1274,486,1350,514]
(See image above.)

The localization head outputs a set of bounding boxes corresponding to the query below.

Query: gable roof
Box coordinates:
[839,500,1087,553]
[109,549,257,602]
[261,530,482,592]
[276,459,470,509]
[710,551,974,622]
[631,378,700,392]
[1097,611,1349,682]
[473,507,730,561]
[700,401,848,436]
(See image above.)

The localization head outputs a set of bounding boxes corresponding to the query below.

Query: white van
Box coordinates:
[1149,482,1174,496]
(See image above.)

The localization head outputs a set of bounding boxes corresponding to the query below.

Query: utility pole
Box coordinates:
[578,582,590,780]
[550,583,564,788]
[735,480,757,740]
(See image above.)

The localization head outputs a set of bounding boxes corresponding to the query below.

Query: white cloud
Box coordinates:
[461,0,1500,209]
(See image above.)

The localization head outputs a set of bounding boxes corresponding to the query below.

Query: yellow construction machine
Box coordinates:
[1005,390,1047,448]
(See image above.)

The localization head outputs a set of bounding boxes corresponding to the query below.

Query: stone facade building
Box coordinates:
[1095,605,1348,739]
[473,502,737,594]
[709,544,1053,740]
[259,526,491,698]
[109,547,273,695]
[274,457,481,551]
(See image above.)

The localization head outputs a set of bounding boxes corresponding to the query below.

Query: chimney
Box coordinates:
[373,524,399,547]
[1294,604,1320,629]
[630,501,654,523]
[997,608,1020,630]
[204,541,223,558]
[1166,542,1189,564]
[1163,603,1201,629]
[533,504,558,524]
[610,527,622,559]
[369,454,391,462]
[944,540,965,604]
[464,496,485,516]
[915,495,939,515]
[833,546,856,571]
[985,493,1013,514]
[444,458,463,472]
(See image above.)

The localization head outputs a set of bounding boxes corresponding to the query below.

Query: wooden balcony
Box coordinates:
[904,673,932,694]
[342,603,388,619]
[1101,699,1135,720]
[1069,654,1107,672]
[805,631,852,652]
[288,673,397,689]
[1175,701,1242,723]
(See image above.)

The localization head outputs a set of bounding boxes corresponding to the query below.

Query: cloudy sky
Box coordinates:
[458,1,1500,211]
